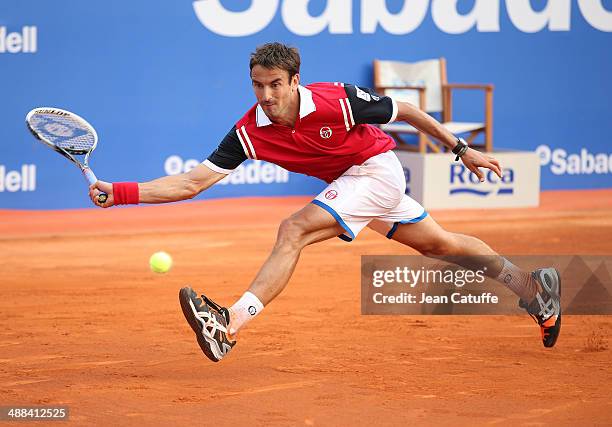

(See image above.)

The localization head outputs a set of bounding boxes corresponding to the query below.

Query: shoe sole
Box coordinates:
[178,287,221,362]
[542,268,562,348]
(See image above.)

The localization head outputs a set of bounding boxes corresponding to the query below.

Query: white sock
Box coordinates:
[228,291,264,335]
[495,258,537,302]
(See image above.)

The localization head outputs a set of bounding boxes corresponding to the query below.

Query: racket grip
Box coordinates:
[82,168,108,203]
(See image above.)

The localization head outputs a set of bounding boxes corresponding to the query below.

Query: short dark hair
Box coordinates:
[249,42,301,81]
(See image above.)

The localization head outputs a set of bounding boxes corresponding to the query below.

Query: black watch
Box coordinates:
[452,137,469,161]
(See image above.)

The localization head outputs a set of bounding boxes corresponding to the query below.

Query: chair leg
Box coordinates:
[485,88,493,152]
[426,137,441,153]
[418,132,426,153]
[485,127,492,152]
[466,130,479,145]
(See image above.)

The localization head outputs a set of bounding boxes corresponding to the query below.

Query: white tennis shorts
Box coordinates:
[312,150,428,241]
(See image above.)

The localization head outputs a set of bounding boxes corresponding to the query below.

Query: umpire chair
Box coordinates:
[373,58,494,153]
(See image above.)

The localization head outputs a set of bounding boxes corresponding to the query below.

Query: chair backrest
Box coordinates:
[374,58,446,113]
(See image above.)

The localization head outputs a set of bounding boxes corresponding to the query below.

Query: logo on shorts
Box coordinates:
[325,190,338,200]
[248,306,257,315]
[320,127,332,139]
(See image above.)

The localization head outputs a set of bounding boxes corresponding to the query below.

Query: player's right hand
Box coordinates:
[460,148,502,182]
[89,181,114,208]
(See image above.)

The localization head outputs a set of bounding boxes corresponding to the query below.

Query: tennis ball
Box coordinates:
[150,251,172,274]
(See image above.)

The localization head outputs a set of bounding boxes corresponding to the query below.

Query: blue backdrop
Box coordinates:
[1,0,611,209]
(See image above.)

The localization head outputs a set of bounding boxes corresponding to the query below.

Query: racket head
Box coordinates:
[26,107,98,156]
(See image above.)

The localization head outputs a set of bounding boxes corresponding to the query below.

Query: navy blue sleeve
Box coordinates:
[344,84,397,124]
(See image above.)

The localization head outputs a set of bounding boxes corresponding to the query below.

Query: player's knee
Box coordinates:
[276,216,307,250]
[417,234,457,257]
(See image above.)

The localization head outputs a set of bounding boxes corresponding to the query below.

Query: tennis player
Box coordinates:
[89,43,561,361]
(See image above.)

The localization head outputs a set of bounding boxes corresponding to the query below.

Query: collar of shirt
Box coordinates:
[255,85,316,127]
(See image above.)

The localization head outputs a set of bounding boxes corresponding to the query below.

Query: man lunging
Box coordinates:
[89,43,561,361]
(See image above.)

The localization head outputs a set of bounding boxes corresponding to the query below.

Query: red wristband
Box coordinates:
[112,182,139,205]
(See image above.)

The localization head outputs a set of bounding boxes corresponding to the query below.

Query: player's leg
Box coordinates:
[376,215,507,276]
[245,202,344,306]
[372,210,561,347]
[242,150,409,310]
[179,152,408,361]
[368,146,560,347]
[179,202,343,361]
[226,198,354,338]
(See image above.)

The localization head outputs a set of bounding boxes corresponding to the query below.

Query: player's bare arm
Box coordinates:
[139,163,226,203]
[395,101,502,182]
[88,163,226,207]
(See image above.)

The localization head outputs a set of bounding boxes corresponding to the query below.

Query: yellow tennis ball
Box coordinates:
[150,251,172,274]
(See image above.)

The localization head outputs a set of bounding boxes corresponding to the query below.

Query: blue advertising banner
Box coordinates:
[1,0,611,209]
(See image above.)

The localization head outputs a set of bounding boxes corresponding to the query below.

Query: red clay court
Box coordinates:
[1,189,611,425]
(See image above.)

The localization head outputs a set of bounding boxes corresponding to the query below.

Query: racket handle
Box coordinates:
[82,168,108,203]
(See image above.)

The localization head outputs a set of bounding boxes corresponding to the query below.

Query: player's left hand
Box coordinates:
[460,148,502,182]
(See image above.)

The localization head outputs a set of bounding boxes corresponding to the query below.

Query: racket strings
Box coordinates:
[29,114,96,153]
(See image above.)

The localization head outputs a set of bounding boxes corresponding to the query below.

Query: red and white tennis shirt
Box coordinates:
[204,82,398,183]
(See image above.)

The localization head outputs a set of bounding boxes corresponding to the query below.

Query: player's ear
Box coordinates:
[291,73,300,90]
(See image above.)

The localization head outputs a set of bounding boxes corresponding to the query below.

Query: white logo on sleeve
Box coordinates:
[355,87,371,102]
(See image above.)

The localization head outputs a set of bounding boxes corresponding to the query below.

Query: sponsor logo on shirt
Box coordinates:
[320,127,332,139]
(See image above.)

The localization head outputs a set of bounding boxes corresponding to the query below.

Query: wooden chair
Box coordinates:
[373,58,494,152]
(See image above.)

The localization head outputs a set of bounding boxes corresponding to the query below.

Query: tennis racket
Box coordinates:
[25,107,108,203]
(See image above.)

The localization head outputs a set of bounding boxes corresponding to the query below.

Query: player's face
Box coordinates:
[251,65,299,121]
